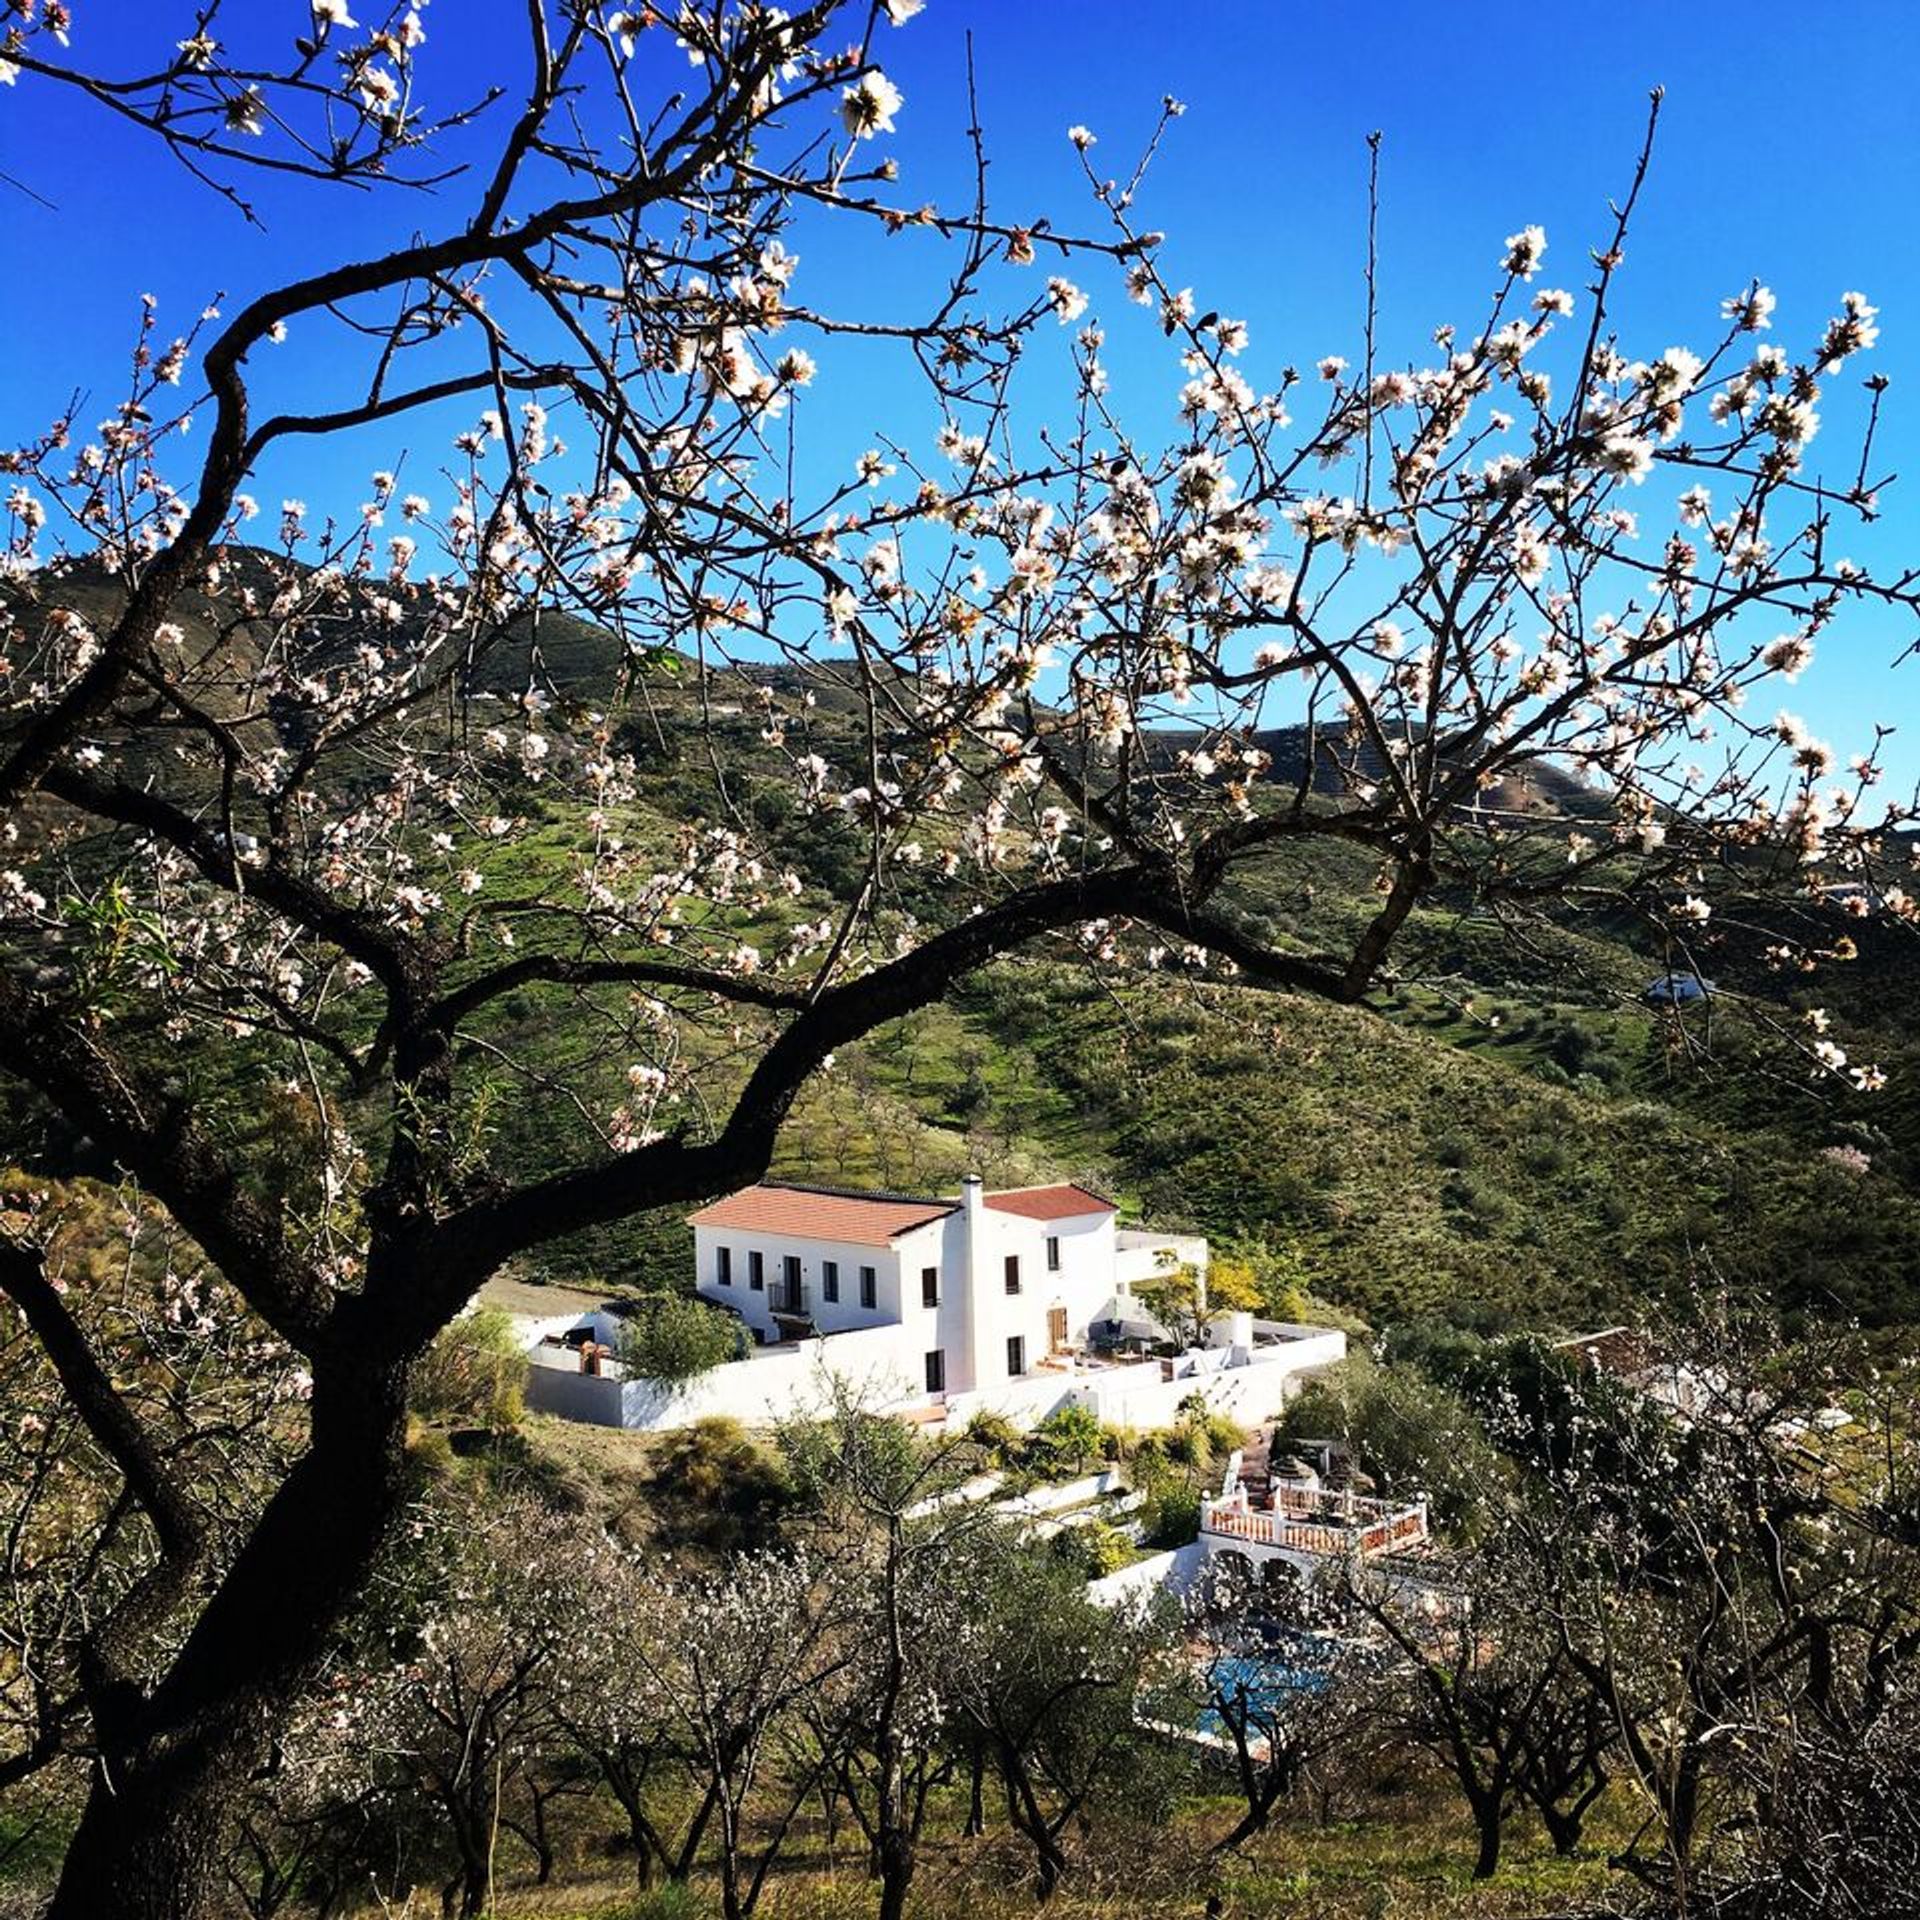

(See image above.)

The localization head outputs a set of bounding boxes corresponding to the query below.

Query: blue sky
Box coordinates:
[5,0,1919,775]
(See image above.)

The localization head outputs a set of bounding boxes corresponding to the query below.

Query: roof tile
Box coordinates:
[686,1183,955,1246]
[983,1183,1116,1221]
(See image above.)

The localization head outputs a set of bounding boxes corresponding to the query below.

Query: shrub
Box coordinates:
[1140,1484,1201,1548]
[581,1884,700,1920]
[1186,1401,1245,1459]
[1126,1433,1172,1495]
[1029,1403,1104,1475]
[1050,1519,1132,1579]
[618,1293,741,1386]
[411,1306,527,1431]
[645,1417,793,1551]
[965,1408,1023,1464]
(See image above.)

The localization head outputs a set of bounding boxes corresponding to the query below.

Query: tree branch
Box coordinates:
[418,864,1352,1317]
[0,980,326,1347]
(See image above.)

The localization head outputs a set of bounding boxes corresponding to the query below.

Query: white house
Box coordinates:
[513,1176,1348,1434]
[686,1176,1168,1400]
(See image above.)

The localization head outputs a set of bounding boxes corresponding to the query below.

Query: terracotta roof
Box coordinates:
[984,1183,1116,1221]
[686,1183,955,1246]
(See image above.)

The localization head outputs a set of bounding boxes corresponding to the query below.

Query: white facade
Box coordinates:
[690,1178,1155,1403]
[511,1178,1348,1435]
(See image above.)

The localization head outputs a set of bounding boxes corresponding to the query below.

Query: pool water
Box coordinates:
[1197,1640,1336,1734]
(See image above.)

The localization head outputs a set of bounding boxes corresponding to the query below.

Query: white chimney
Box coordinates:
[959,1175,987,1392]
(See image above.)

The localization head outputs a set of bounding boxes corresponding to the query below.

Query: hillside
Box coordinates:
[5,554,1919,1338]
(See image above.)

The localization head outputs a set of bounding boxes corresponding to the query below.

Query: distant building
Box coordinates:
[1552,1325,1721,1419]
[1643,971,1713,1007]
[687,1176,1179,1400]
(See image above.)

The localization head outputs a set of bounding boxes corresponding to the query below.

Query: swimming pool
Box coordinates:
[1197,1638,1336,1734]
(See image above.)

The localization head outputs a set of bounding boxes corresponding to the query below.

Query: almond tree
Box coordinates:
[781,1398,987,1920]
[0,4,1916,1914]
[1188,1560,1385,1851]
[1503,1312,1920,1912]
[1354,1532,1587,1881]
[943,1529,1176,1899]
[612,1547,853,1920]
[279,1488,600,1920]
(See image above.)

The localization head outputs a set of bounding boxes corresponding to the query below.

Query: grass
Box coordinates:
[307,1776,1643,1920]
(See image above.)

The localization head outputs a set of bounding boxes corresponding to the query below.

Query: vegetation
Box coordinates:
[619,1296,745,1388]
[412,1306,532,1432]
[1134,1253,1264,1350]
[1,5,1918,1918]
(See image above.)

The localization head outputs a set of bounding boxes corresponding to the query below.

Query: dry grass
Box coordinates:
[366,1781,1641,1920]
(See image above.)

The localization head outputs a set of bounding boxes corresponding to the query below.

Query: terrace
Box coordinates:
[1200,1483,1430,1562]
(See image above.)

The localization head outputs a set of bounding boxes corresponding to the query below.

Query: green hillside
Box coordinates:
[6,555,1918,1340]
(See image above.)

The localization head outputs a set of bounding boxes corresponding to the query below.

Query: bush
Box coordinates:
[1140,1484,1202,1548]
[580,1885,700,1920]
[618,1293,741,1386]
[1050,1519,1133,1579]
[411,1307,527,1431]
[1126,1432,1172,1495]
[645,1417,793,1552]
[1177,1395,1245,1461]
[1028,1403,1105,1475]
[965,1408,1023,1465]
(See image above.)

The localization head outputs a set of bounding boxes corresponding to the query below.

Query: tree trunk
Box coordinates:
[43,1358,412,1920]
[876,1836,916,1920]
[965,1748,987,1838]
[463,1859,492,1920]
[999,1748,1070,1899]
[1217,1793,1279,1852]
[1471,1795,1504,1881]
[46,1741,243,1920]
[1539,1798,1583,1857]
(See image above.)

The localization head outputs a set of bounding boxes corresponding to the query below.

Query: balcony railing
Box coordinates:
[771,1280,811,1317]
[1200,1485,1429,1560]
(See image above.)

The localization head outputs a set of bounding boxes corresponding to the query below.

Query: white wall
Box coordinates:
[1085,1334,1345,1430]
[944,1371,1100,1429]
[694,1223,909,1344]
[524,1362,629,1426]
[518,1295,1344,1441]
[689,1194,1126,1403]
[512,1308,614,1349]
[1087,1539,1211,1611]
[942,1332,1346,1436]
[1113,1228,1209,1294]
[526,1321,920,1432]
[958,1186,1119,1400]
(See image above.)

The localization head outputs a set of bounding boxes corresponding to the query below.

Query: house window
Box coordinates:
[1004,1254,1021,1295]
[823,1260,840,1303]
[716,1245,733,1287]
[860,1265,877,1309]
[748,1250,764,1292]
[1007,1335,1026,1377]
[1046,1235,1061,1273]
[780,1255,802,1312]
[924,1349,946,1394]
[921,1266,939,1309]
